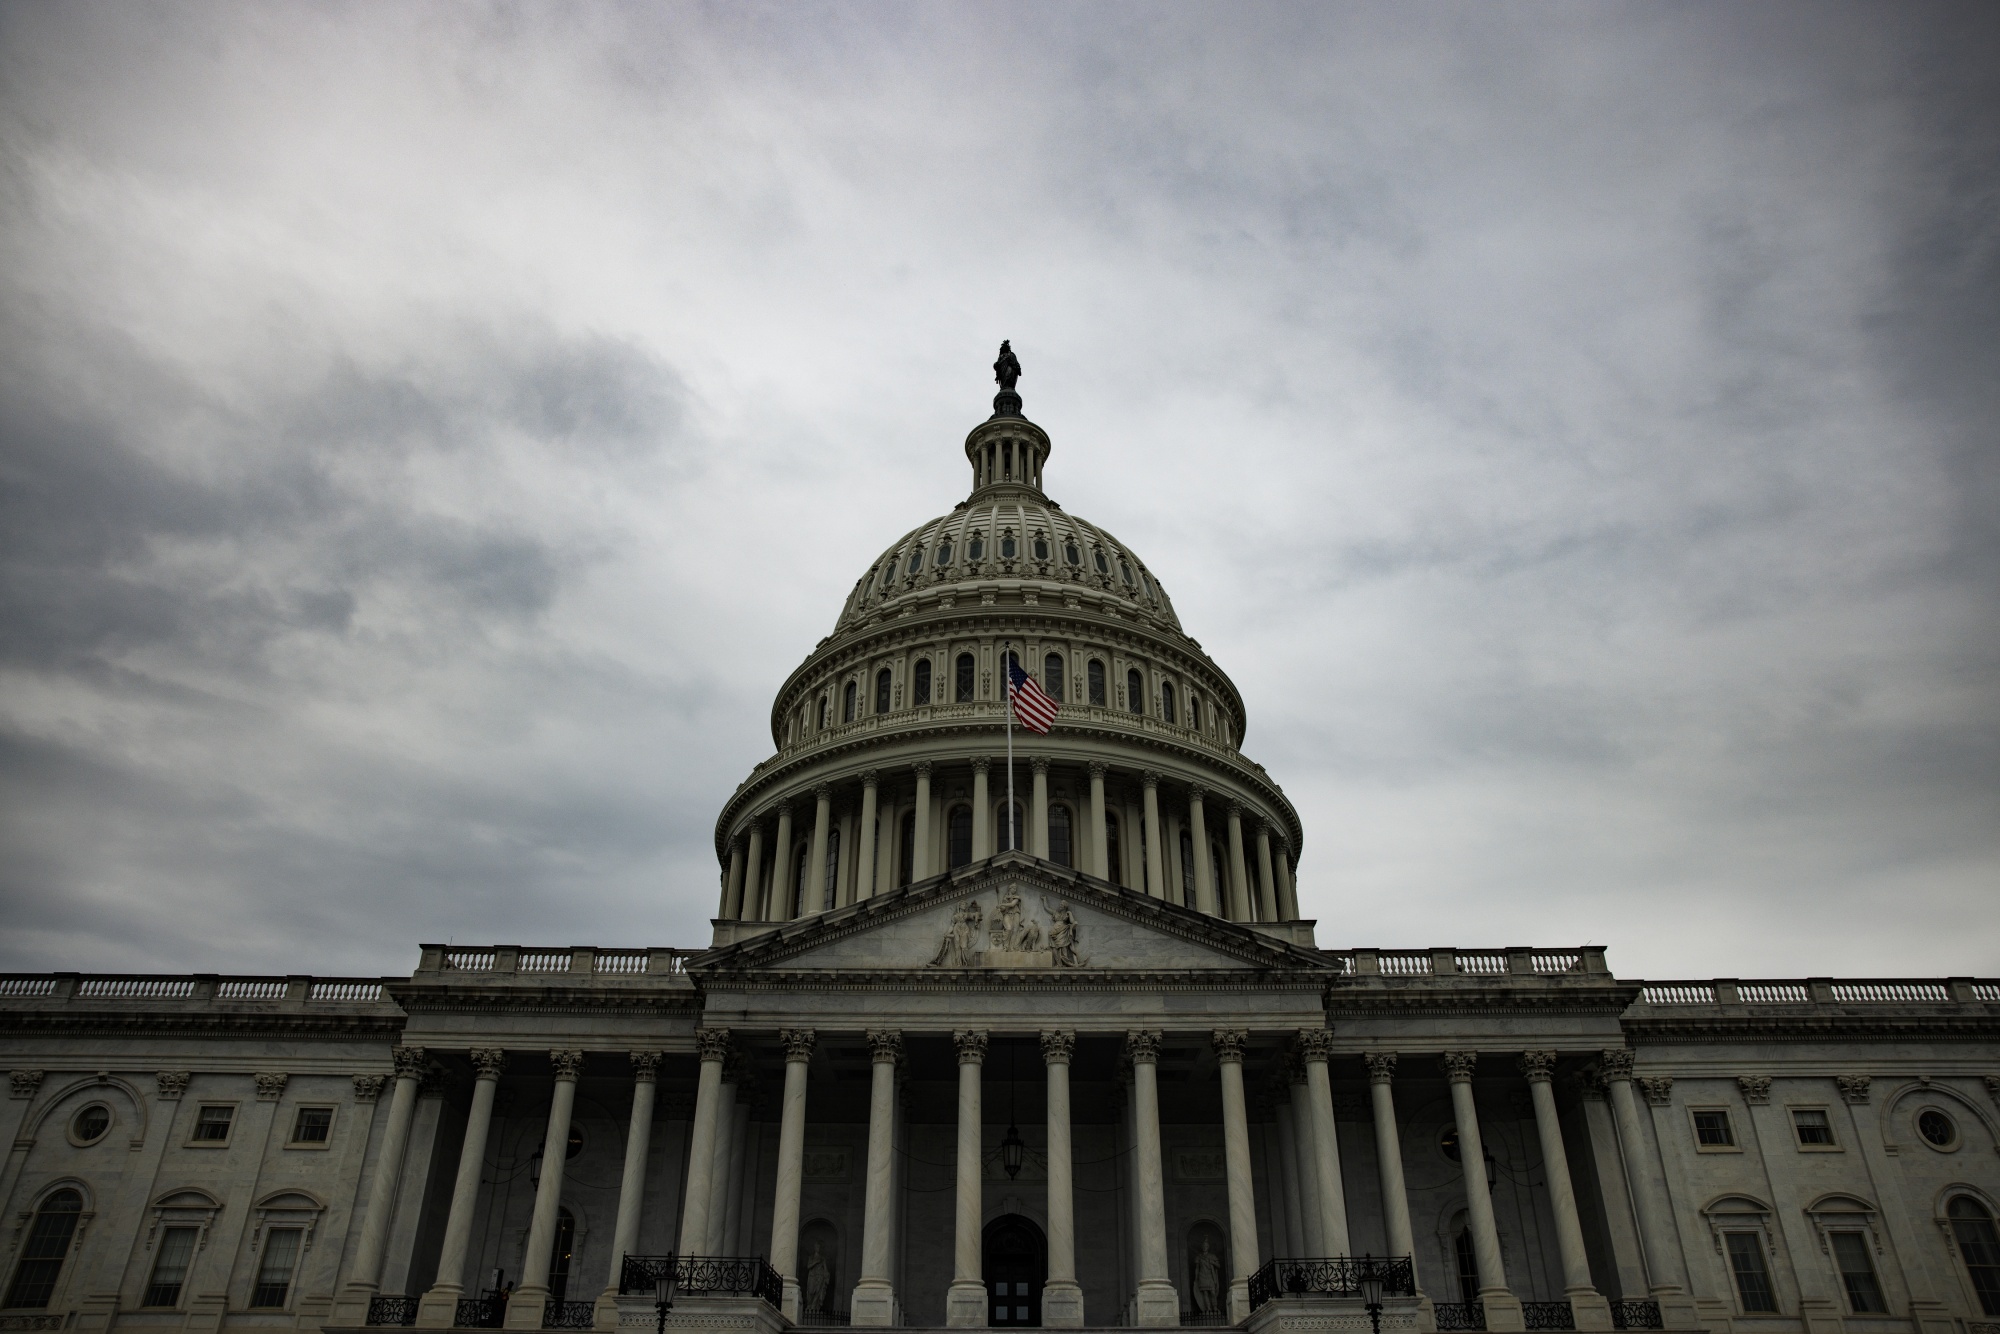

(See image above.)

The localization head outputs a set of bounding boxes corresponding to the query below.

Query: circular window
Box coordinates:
[1439,1127,1462,1162]
[1918,1109,1958,1149]
[71,1105,111,1145]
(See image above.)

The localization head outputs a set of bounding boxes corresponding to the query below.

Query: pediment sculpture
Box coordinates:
[927,888,1088,969]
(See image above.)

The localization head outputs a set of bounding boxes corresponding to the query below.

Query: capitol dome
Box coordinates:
[712,354,1304,934]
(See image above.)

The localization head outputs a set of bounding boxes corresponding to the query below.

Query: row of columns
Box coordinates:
[719,762,1301,925]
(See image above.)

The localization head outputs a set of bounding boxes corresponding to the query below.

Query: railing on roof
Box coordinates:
[1334,948,1611,979]
[774,701,1246,763]
[424,946,697,977]
[0,974,395,1006]
[1639,978,1995,1007]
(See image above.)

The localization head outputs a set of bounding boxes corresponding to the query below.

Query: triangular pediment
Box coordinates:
[689,853,1332,976]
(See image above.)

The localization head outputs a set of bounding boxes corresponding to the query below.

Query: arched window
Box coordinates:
[1120,558,1136,585]
[1049,804,1073,867]
[549,1208,576,1300]
[948,806,974,869]
[999,801,1024,853]
[1454,1228,1479,1305]
[1044,653,1065,701]
[1093,548,1109,575]
[5,1190,82,1309]
[1088,659,1106,707]
[1105,813,1123,886]
[956,654,976,703]
[914,659,933,706]
[1126,668,1144,715]
[1950,1197,2000,1315]
[843,680,857,723]
[1032,535,1049,561]
[823,828,841,911]
[1189,693,1201,731]
[1180,829,1195,901]
[907,548,924,575]
[818,696,830,730]
[1064,540,1081,566]
[897,811,916,888]
[936,539,954,566]
[1161,681,1177,724]
[1001,533,1018,559]
[875,668,892,715]
[969,533,985,561]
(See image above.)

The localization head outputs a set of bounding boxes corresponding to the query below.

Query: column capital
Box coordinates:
[470,1048,508,1080]
[256,1072,290,1101]
[1039,1029,1076,1064]
[1141,769,1161,790]
[1227,801,1244,818]
[1736,1075,1772,1104]
[772,801,793,820]
[550,1049,585,1081]
[914,760,934,778]
[1124,1029,1162,1065]
[1030,756,1050,775]
[860,768,880,788]
[1635,1076,1674,1106]
[1187,783,1206,802]
[814,784,833,802]
[1518,1050,1557,1083]
[970,756,991,775]
[953,1029,989,1064]
[781,1028,817,1062]
[1087,761,1109,779]
[351,1073,386,1103]
[1364,1051,1398,1083]
[629,1050,663,1082]
[9,1070,44,1101]
[1440,1050,1477,1083]
[392,1045,428,1078]
[695,1028,734,1062]
[1211,1029,1248,1063]
[155,1071,189,1100]
[1599,1048,1635,1080]
[866,1029,903,1064]
[1255,817,1271,834]
[1293,1029,1335,1062]
[1837,1074,1871,1105]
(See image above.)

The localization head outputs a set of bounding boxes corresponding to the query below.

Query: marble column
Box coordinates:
[505,1049,584,1329]
[852,1030,902,1326]
[971,758,992,859]
[1088,762,1110,879]
[912,762,934,879]
[1226,805,1254,920]
[1187,787,1218,915]
[742,822,765,921]
[1041,1030,1084,1326]
[1441,1052,1523,1331]
[1276,847,1299,921]
[1030,757,1051,858]
[417,1049,503,1327]
[1270,1078,1306,1256]
[1254,823,1280,922]
[334,1047,427,1322]
[1364,1054,1419,1289]
[1296,1031,1350,1255]
[722,840,746,920]
[770,805,796,921]
[590,1052,662,1326]
[1213,1030,1259,1323]
[705,1061,739,1250]
[1601,1050,1695,1323]
[1520,1053,1611,1329]
[1125,1031,1179,1325]
[1140,773,1166,898]
[677,1030,731,1260]
[1287,1061,1325,1256]
[946,1030,989,1327]
[721,1087,751,1253]
[855,771,879,900]
[771,1029,816,1320]
[806,785,833,914]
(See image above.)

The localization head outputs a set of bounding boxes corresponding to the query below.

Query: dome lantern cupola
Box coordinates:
[965,340,1050,498]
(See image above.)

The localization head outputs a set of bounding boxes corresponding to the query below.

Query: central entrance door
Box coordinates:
[984,1215,1046,1327]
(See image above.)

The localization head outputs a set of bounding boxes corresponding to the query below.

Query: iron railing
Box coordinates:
[798,1310,850,1327]
[619,1255,784,1309]
[1523,1301,1575,1330]
[541,1301,595,1329]
[1433,1301,1486,1331]
[1181,1310,1233,1327]
[454,1296,505,1328]
[366,1295,418,1327]
[1609,1300,1663,1330]
[1247,1256,1416,1311]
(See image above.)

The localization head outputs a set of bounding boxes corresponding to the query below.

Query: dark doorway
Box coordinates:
[984,1215,1046,1327]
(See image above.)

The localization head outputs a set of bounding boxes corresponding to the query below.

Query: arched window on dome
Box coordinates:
[936,538,954,567]
[875,669,892,715]
[1093,548,1110,575]
[897,810,916,888]
[1087,659,1106,707]
[1120,558,1136,585]
[1049,803,1073,867]
[818,696,830,730]
[1161,681,1177,725]
[907,548,924,575]
[969,532,985,561]
[914,658,932,706]
[1064,540,1081,566]
[999,800,1024,853]
[947,805,974,869]
[842,681,857,723]
[1189,692,1201,732]
[1180,828,1196,902]
[1126,668,1144,715]
[1000,533,1017,560]
[7,1188,83,1308]
[1032,534,1049,561]
[1043,653,1065,701]
[860,571,874,599]
[956,654,976,703]
[1950,1197,2000,1315]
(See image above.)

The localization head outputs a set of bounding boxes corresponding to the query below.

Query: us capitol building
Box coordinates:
[4,351,1997,1334]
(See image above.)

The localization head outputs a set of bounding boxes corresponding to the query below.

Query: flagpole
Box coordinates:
[1004,642,1016,855]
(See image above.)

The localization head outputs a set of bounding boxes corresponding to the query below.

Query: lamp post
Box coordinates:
[1358,1263,1384,1334]
[653,1267,677,1334]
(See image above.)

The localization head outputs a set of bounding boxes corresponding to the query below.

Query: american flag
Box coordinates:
[1005,656,1061,734]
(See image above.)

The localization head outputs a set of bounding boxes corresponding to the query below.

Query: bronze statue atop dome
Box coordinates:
[994,340,1022,392]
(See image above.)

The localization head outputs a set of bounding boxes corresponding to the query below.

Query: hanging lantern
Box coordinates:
[1000,1121,1025,1179]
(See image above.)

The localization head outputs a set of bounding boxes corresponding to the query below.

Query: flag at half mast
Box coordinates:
[1005,656,1061,734]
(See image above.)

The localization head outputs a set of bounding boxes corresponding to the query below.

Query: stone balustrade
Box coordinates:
[412,946,696,977]
[0,973,397,1007]
[1636,977,1998,1006]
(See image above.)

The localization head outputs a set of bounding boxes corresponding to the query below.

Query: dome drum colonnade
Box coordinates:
[712,384,1303,930]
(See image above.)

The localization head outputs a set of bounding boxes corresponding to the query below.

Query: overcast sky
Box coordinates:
[2,2,1995,982]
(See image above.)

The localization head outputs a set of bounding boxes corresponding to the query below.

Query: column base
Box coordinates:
[945,1278,988,1327]
[1228,1277,1253,1325]
[1042,1279,1085,1328]
[850,1279,899,1328]
[1650,1287,1700,1331]
[331,1282,381,1328]
[415,1284,464,1329]
[780,1277,802,1324]
[1478,1289,1525,1333]
[1131,1278,1181,1327]
[504,1283,551,1330]
[1567,1289,1612,1332]
[1912,1298,1959,1334]
[592,1288,623,1331]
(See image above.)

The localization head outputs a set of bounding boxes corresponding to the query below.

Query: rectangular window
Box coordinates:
[291,1106,333,1144]
[1693,1110,1735,1147]
[1792,1108,1836,1146]
[1726,1232,1777,1313]
[1831,1233,1886,1313]
[190,1105,234,1142]
[251,1228,302,1308]
[145,1227,198,1307]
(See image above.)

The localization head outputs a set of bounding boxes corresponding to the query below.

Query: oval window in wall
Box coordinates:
[72,1106,110,1145]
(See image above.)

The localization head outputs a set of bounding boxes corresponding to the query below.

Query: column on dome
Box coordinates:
[945,1030,989,1327]
[333,1046,427,1325]
[852,1030,902,1326]
[504,1049,584,1329]
[592,1051,663,1323]
[855,771,879,900]
[834,807,857,909]
[741,821,765,921]
[1295,1031,1350,1256]
[1441,1052,1524,1331]
[771,1029,816,1320]
[912,762,934,879]
[1030,757,1051,858]
[1212,1030,1259,1323]
[417,1049,505,1327]
[1520,1052,1612,1329]
[1121,793,1144,891]
[1225,805,1253,920]
[1041,1029,1084,1327]
[677,1031,730,1264]
[1254,823,1280,922]
[1163,807,1185,907]
[1124,1030,1178,1326]
[1365,1054,1419,1290]
[1276,844,1299,920]
[722,839,745,919]
[1140,773,1165,898]
[806,786,833,914]
[770,805,796,921]
[1187,787,1218,915]
[972,758,993,858]
[1088,763,1110,880]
